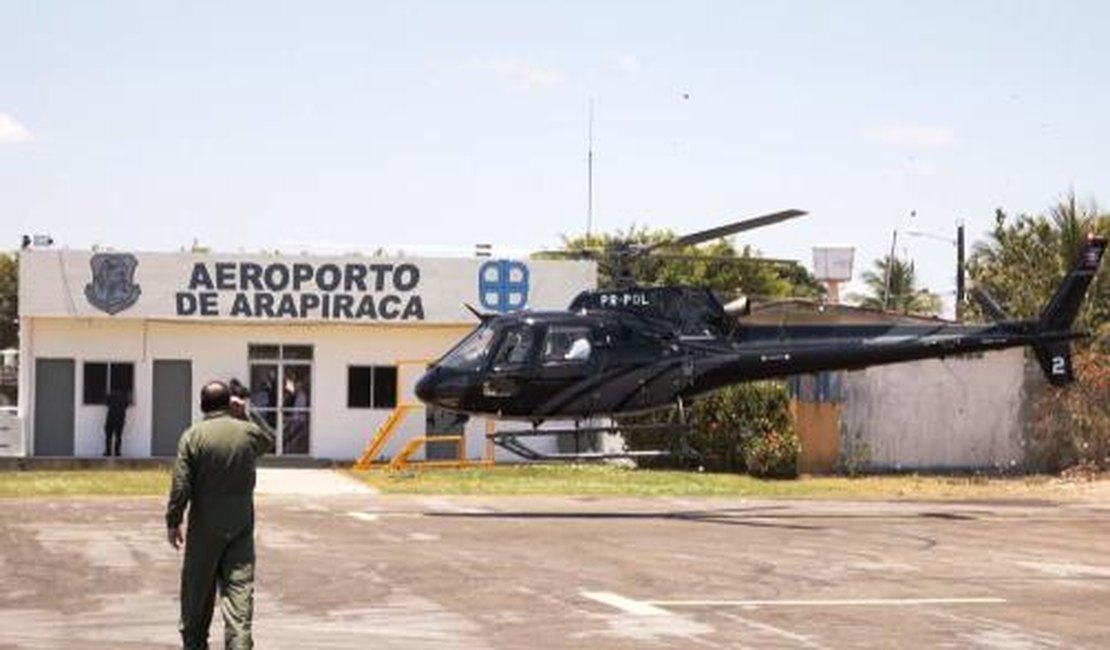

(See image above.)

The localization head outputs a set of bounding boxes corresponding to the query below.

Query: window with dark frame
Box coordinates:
[83,361,135,405]
[347,365,398,409]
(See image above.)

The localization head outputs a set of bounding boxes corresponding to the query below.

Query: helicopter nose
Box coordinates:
[414,368,438,404]
[415,367,465,409]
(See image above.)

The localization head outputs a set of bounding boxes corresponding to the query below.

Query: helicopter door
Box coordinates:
[539,325,595,375]
[481,325,537,399]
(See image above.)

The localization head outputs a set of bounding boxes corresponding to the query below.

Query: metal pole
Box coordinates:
[956,221,965,320]
[883,229,898,310]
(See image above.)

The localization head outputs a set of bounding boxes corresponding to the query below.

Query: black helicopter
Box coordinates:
[414,210,1107,458]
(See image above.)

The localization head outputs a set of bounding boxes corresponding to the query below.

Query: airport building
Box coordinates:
[15,249,595,460]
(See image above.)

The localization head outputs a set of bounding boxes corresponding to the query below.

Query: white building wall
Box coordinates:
[838,348,1027,470]
[19,250,594,460]
[23,317,503,459]
[25,318,149,457]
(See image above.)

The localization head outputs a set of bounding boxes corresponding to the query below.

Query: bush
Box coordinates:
[743,428,801,479]
[1028,349,1110,472]
[623,381,800,477]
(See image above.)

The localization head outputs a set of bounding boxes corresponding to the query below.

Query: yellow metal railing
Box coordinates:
[387,434,494,471]
[353,403,421,469]
[390,435,457,471]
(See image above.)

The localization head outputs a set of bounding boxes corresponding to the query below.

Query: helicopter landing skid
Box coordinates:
[489,423,689,462]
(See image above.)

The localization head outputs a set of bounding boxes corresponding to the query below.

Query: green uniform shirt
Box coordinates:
[165,411,275,537]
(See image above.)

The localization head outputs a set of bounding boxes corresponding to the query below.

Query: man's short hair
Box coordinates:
[200,381,231,413]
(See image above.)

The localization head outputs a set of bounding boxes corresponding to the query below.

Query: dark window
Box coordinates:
[248,344,279,360]
[347,367,372,408]
[83,363,107,405]
[83,361,134,405]
[110,362,133,394]
[347,365,398,409]
[372,366,397,408]
[282,345,314,360]
[542,326,593,364]
[492,326,536,368]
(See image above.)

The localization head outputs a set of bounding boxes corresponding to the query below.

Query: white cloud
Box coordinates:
[605,52,641,73]
[884,157,938,178]
[875,123,956,149]
[0,112,34,144]
[470,57,564,91]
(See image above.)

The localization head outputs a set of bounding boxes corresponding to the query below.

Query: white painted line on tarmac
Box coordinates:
[651,597,1007,608]
[583,590,1007,616]
[347,511,380,522]
[719,612,832,650]
[418,497,492,514]
[581,591,672,616]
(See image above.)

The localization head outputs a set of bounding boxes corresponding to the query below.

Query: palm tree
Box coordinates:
[855,256,942,316]
[968,190,1109,331]
[1050,189,1103,264]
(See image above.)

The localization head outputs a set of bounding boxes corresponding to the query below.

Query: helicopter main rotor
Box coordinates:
[541,208,808,288]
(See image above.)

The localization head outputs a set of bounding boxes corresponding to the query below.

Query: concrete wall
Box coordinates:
[837,348,1028,471]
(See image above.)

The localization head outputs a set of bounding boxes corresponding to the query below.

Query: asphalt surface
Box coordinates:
[1,478,1109,648]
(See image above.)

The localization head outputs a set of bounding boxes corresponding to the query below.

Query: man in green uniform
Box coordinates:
[166,380,275,649]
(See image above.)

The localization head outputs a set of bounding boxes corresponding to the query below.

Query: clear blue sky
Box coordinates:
[3,1,1109,313]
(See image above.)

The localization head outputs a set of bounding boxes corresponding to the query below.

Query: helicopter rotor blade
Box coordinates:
[639,209,807,254]
[648,253,800,265]
[532,249,603,260]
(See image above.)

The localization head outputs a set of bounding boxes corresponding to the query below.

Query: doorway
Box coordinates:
[248,344,312,455]
[33,358,75,456]
[151,360,192,456]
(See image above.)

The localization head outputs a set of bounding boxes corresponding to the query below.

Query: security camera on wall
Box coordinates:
[21,234,54,250]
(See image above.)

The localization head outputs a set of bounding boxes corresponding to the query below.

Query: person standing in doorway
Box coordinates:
[166,380,275,649]
[103,388,130,457]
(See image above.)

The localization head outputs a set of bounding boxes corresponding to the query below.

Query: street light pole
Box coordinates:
[956,222,965,320]
[903,222,967,320]
[883,229,898,311]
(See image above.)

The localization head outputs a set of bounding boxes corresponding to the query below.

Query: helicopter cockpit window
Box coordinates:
[491,326,536,368]
[542,326,592,364]
[437,324,496,371]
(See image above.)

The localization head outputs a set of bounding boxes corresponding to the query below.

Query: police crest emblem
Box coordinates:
[85,253,142,315]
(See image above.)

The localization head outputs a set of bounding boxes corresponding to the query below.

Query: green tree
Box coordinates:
[852,255,942,316]
[0,252,16,349]
[967,192,1109,337]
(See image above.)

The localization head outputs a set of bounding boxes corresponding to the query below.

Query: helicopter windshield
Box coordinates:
[436,324,497,371]
[490,325,536,369]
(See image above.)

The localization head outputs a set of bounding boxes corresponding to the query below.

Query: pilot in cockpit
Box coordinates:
[565,336,591,360]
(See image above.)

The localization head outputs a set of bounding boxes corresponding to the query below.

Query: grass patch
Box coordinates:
[0,469,171,498]
[0,466,1098,501]
[347,464,1091,500]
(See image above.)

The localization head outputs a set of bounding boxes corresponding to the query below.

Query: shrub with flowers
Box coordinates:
[1029,349,1110,472]
[623,381,800,477]
[743,426,802,479]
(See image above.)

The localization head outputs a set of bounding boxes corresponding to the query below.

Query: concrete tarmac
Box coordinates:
[1,489,1108,648]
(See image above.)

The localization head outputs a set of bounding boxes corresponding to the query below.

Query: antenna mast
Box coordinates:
[587,98,594,240]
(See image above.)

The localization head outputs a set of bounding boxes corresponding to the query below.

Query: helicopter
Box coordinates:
[414,210,1107,459]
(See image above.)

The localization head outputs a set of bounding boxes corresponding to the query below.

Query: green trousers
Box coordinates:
[179,525,255,650]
